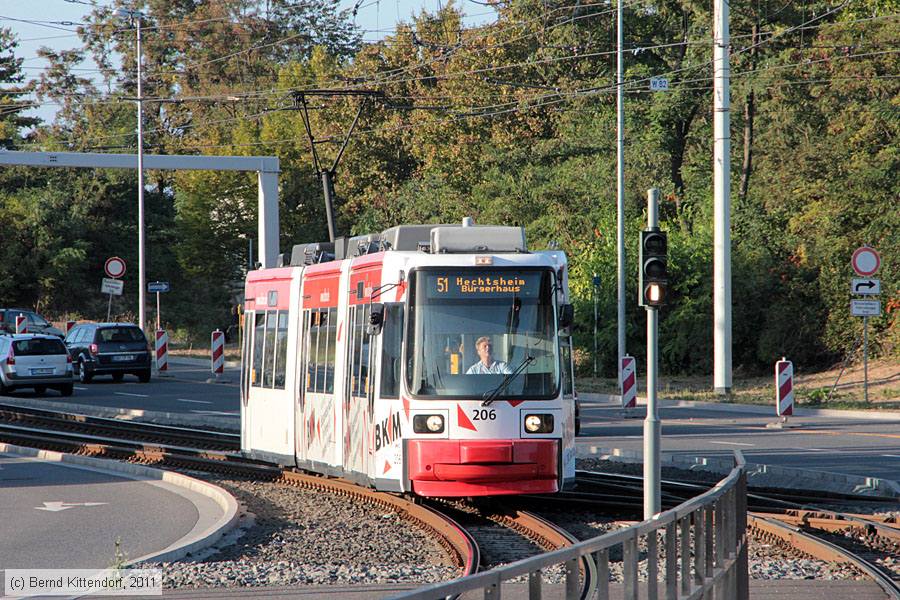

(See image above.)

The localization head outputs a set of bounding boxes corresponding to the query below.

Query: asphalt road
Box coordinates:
[0,360,240,417]
[0,452,201,569]
[577,398,900,483]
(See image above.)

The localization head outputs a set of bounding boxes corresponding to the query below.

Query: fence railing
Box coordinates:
[394,451,748,600]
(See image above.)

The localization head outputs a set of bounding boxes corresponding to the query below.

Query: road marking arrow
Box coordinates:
[35,501,109,512]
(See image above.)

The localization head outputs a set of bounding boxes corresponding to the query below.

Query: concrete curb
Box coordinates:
[0,442,241,564]
[580,392,900,421]
[577,444,900,499]
[0,397,239,432]
[168,356,241,369]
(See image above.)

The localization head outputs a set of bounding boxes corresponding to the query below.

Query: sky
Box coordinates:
[2,0,497,124]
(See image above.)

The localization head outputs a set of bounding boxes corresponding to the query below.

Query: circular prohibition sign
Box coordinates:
[851,246,880,277]
[105,256,127,279]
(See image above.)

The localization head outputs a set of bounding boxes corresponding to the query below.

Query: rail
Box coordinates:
[393,451,748,600]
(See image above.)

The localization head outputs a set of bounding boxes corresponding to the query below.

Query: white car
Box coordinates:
[0,334,74,396]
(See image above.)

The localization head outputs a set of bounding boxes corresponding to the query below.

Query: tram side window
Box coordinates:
[262,311,277,387]
[252,312,266,387]
[380,304,403,398]
[350,304,371,397]
[305,308,336,394]
[272,311,289,389]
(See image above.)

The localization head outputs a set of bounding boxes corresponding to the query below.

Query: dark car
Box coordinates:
[65,323,151,383]
[0,309,65,338]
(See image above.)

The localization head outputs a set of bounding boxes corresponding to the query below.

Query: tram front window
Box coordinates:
[406,268,560,399]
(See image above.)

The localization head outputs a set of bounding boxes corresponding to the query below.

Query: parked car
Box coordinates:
[65,323,151,383]
[0,309,65,338]
[0,333,74,396]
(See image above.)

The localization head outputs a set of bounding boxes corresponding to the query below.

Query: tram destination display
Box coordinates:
[425,270,546,299]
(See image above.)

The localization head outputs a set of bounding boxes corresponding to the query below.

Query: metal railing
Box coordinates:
[394,451,748,600]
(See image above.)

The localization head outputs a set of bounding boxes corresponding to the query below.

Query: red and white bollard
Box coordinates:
[776,357,794,418]
[65,320,76,335]
[210,329,225,381]
[768,357,798,429]
[155,329,169,373]
[621,355,637,410]
[15,314,26,334]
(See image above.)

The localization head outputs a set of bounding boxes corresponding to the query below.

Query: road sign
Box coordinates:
[650,76,669,91]
[101,277,124,296]
[851,300,881,317]
[148,281,170,293]
[104,256,126,279]
[851,246,880,276]
[851,278,881,295]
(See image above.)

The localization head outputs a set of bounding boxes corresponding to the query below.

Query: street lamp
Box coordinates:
[116,8,146,332]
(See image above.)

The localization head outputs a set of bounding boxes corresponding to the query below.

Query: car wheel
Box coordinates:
[58,383,74,397]
[34,385,47,396]
[78,359,93,383]
[112,373,124,382]
[137,369,151,383]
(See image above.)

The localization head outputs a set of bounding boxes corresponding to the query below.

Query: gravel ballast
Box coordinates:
[142,460,889,589]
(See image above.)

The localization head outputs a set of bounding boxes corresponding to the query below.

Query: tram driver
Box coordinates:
[466,336,513,375]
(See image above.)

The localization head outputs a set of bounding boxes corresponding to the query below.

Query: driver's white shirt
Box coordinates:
[466,360,512,375]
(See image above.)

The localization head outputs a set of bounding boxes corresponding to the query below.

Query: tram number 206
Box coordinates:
[472,409,497,421]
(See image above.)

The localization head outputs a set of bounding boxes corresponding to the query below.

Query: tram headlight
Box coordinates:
[414,414,445,434]
[524,414,554,433]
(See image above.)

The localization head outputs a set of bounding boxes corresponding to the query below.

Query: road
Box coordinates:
[577,397,900,484]
[0,360,240,418]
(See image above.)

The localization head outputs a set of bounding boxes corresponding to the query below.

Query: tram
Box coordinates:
[240,221,577,497]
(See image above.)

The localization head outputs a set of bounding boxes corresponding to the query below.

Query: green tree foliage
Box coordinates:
[0,0,896,371]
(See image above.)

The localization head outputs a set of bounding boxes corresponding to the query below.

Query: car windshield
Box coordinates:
[98,327,145,343]
[405,268,560,399]
[13,338,67,355]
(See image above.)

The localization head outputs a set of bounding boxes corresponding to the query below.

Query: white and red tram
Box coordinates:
[240,222,577,497]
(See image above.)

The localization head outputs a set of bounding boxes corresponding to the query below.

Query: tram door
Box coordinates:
[344,304,372,479]
[240,309,253,451]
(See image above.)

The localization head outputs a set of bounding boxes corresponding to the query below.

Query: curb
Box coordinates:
[168,357,241,369]
[577,445,900,499]
[0,442,241,564]
[0,397,239,432]
[580,393,900,421]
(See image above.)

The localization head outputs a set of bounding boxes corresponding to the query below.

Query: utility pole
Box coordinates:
[115,9,147,332]
[593,273,600,378]
[616,0,626,391]
[713,0,732,395]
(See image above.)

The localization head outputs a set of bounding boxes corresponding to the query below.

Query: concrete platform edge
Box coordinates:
[0,442,240,565]
[577,445,900,499]
[0,397,239,431]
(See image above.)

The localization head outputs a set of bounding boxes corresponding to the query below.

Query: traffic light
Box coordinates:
[639,229,668,307]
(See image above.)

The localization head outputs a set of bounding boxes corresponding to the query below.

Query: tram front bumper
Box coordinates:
[408,439,559,497]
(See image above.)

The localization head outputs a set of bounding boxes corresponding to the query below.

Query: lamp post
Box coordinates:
[116,8,146,332]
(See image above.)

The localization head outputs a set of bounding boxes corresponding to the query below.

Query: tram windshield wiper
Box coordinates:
[481,355,534,406]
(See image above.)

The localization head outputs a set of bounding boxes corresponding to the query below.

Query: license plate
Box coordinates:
[30,368,53,375]
[112,355,134,362]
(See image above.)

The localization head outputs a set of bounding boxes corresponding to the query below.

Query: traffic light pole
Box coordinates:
[644,188,661,519]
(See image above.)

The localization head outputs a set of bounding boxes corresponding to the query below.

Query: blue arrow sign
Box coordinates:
[148,281,170,293]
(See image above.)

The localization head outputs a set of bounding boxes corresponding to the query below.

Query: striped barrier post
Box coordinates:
[211,329,225,376]
[15,314,26,334]
[155,329,168,372]
[65,320,76,335]
[776,358,794,418]
[621,355,637,410]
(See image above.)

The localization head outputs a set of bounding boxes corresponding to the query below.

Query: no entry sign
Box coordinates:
[851,246,880,277]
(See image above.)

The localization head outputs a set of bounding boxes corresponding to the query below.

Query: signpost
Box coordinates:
[850,246,881,403]
[103,257,126,322]
[147,281,170,330]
